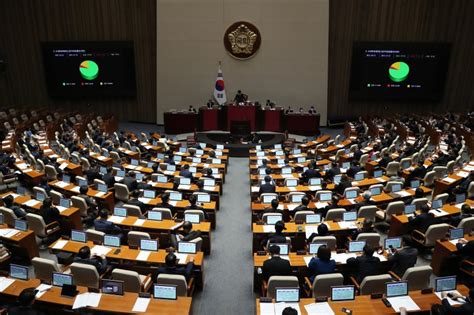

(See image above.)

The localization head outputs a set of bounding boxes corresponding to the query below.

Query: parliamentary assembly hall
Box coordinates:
[0,0,473,314]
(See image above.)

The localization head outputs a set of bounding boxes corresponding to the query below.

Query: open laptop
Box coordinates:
[345,190,358,199]
[354,173,364,181]
[14,219,27,231]
[290,194,304,203]
[143,189,156,199]
[331,285,355,301]
[449,228,464,240]
[179,177,191,185]
[272,243,289,255]
[386,281,408,298]
[184,213,201,224]
[59,198,71,208]
[281,167,292,175]
[154,284,177,300]
[197,194,211,203]
[169,191,182,201]
[455,193,466,205]
[97,183,108,193]
[404,204,416,215]
[262,195,276,204]
[432,199,443,209]
[410,180,420,189]
[309,178,322,186]
[348,241,366,253]
[285,179,298,187]
[275,287,299,303]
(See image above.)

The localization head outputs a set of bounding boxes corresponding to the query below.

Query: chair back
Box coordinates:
[45,165,58,180]
[114,183,130,202]
[424,223,450,247]
[124,204,142,217]
[356,233,380,248]
[112,268,142,293]
[423,171,436,187]
[446,160,455,174]
[32,257,60,283]
[386,162,400,177]
[128,231,151,247]
[401,266,432,291]
[310,236,337,250]
[458,217,474,235]
[432,193,449,205]
[70,263,100,288]
[156,274,188,297]
[80,157,91,171]
[267,276,299,298]
[359,154,369,166]
[358,206,378,221]
[433,166,447,179]
[0,207,18,227]
[50,190,64,205]
[71,196,89,217]
[312,273,343,297]
[33,186,49,198]
[110,151,121,163]
[151,207,173,220]
[86,229,105,243]
[25,213,47,238]
[411,198,428,209]
[294,211,316,223]
[325,208,346,221]
[385,201,405,222]
[359,274,392,295]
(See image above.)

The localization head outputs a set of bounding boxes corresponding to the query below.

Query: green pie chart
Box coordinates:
[79,60,99,80]
[388,61,409,82]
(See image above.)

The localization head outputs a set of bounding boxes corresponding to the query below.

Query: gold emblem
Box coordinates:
[224,21,261,60]
[228,24,257,55]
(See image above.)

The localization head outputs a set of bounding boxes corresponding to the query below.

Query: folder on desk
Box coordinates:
[132,297,151,312]
[72,292,102,309]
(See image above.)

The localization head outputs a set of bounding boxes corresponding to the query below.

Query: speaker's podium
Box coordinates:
[230,120,251,137]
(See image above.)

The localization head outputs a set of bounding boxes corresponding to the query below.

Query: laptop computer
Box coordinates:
[384,237,402,250]
[10,264,28,280]
[52,272,73,287]
[114,207,127,217]
[435,276,457,292]
[449,228,464,240]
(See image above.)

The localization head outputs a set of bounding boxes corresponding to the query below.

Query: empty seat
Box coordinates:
[112,268,152,293]
[309,273,344,297]
[265,275,299,298]
[325,208,346,221]
[156,274,192,297]
[70,262,100,289]
[128,231,151,247]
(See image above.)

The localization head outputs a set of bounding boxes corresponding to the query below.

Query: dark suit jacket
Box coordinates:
[259,183,276,194]
[441,298,473,315]
[301,169,320,182]
[409,213,437,233]
[262,256,292,281]
[41,206,62,225]
[122,176,138,191]
[7,305,46,315]
[262,232,288,248]
[347,255,381,283]
[388,247,418,277]
[179,169,193,179]
[94,219,122,235]
[102,172,115,188]
[127,198,146,214]
[308,258,336,282]
[457,240,474,259]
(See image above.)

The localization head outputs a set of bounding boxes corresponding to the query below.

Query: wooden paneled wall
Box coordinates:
[0,0,156,123]
[328,0,474,120]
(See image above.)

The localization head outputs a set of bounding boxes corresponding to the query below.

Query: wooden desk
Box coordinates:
[255,285,470,314]
[89,152,114,167]
[14,161,44,185]
[49,180,115,211]
[0,226,39,259]
[431,234,474,276]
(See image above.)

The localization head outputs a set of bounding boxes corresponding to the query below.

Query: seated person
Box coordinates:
[335,174,352,196]
[387,235,418,277]
[456,239,474,260]
[137,175,153,190]
[179,164,193,179]
[408,204,437,233]
[346,244,381,283]
[102,167,115,188]
[262,245,292,281]
[185,195,209,221]
[94,209,123,236]
[293,196,312,213]
[127,190,146,214]
[450,204,473,227]
[259,175,275,194]
[156,192,175,214]
[260,199,284,221]
[3,195,27,219]
[170,221,202,248]
[404,187,424,205]
[204,168,215,180]
[40,197,63,229]
[7,287,46,315]
[39,177,52,195]
[157,252,194,281]
[439,287,474,315]
[73,246,107,275]
[300,162,320,183]
[78,185,97,209]
[355,192,373,209]
[308,245,336,283]
[306,223,329,242]
[351,219,374,239]
[122,171,138,192]
[261,221,287,248]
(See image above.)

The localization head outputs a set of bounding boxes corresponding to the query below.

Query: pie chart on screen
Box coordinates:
[79,60,99,80]
[389,61,409,82]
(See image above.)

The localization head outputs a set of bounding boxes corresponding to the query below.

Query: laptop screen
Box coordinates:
[131,159,139,166]
[154,284,177,300]
[373,170,383,178]
[319,192,332,202]
[216,144,224,150]
[290,194,304,203]
[62,175,71,184]
[435,276,457,292]
[306,214,321,224]
[102,279,124,295]
[114,207,127,217]
[386,281,408,297]
[410,180,420,189]
[140,239,158,251]
[192,157,201,163]
[143,190,155,199]
[348,241,366,253]
[157,175,167,183]
[309,178,322,185]
[189,166,197,173]
[455,193,466,204]
[331,286,355,301]
[178,242,197,254]
[180,177,191,185]
[342,162,351,169]
[170,192,182,201]
[256,151,264,157]
[17,186,26,195]
[275,150,284,156]
[173,156,182,163]
[147,211,163,221]
[14,219,27,231]
[449,228,464,240]
[281,168,292,175]
[184,213,201,224]
[345,190,358,199]
[36,192,46,202]
[262,195,275,204]
[203,179,215,187]
[104,235,120,247]
[309,242,327,255]
[293,149,301,155]
[391,184,402,193]
[71,230,86,243]
[98,184,108,193]
[117,170,126,177]
[354,173,364,181]
[273,243,289,255]
[384,237,402,250]
[136,173,145,181]
[370,187,381,196]
[52,272,73,287]
[343,211,357,221]
[99,166,107,174]
[197,194,211,203]
[10,264,28,280]
[156,153,165,160]
[179,147,187,153]
[432,199,442,209]
[274,144,282,149]
[266,214,282,225]
[212,159,221,164]
[404,205,416,215]
[286,179,298,187]
[60,198,71,208]
[78,179,88,187]
[297,157,306,163]
[167,164,176,172]
[275,288,299,303]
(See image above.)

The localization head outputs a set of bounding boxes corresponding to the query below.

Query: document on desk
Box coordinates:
[449,238,466,246]
[91,245,112,257]
[333,253,357,264]
[23,199,41,207]
[338,221,358,229]
[259,302,275,315]
[169,201,178,207]
[132,297,151,312]
[434,290,463,305]
[304,256,313,267]
[138,197,152,204]
[55,206,67,213]
[136,251,151,261]
[0,229,19,238]
[397,190,412,197]
[55,181,69,188]
[251,186,259,193]
[0,277,15,292]
[287,204,299,211]
[35,284,52,298]
[175,253,188,264]
[275,302,301,315]
[287,187,297,192]
[178,185,191,190]
[52,239,68,249]
[373,252,387,262]
[94,192,106,197]
[457,171,469,178]
[72,292,102,309]
[309,185,322,191]
[59,163,68,170]
[70,186,81,193]
[314,202,328,209]
[430,209,449,217]
[263,225,276,233]
[442,177,456,184]
[304,225,319,239]
[133,219,145,226]
[387,296,420,312]
[304,302,335,315]
[108,216,125,224]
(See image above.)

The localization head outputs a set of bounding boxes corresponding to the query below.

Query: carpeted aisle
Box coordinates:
[192,157,256,314]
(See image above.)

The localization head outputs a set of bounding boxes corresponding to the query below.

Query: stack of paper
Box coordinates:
[23,199,41,207]
[175,253,188,264]
[178,185,191,190]
[59,163,68,170]
[35,284,52,298]
[287,187,297,192]
[169,201,178,207]
[71,186,81,193]
[55,181,69,188]
[90,245,111,257]
[287,204,299,211]
[56,206,67,213]
[434,290,463,305]
[387,296,420,312]
[94,192,106,197]
[0,229,19,238]
[133,219,145,226]
[314,202,328,209]
[259,302,275,315]
[443,177,456,183]
[0,277,15,292]
[309,185,322,191]
[132,297,151,312]
[108,216,125,224]
[72,292,102,310]
[52,240,68,249]
[333,252,357,263]
[304,256,313,267]
[136,251,151,261]
[263,225,276,233]
[304,225,320,239]
[251,187,259,193]
[304,302,335,315]
[338,221,358,229]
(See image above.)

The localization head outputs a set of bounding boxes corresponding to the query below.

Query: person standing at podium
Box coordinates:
[233,90,248,103]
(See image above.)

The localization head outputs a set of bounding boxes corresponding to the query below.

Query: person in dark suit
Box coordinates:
[387,236,418,277]
[346,162,361,179]
[3,195,27,219]
[127,190,147,214]
[179,164,193,179]
[137,175,153,190]
[306,223,329,242]
[233,90,248,103]
[259,176,276,195]
[456,239,474,260]
[439,288,474,315]
[39,177,52,195]
[122,172,138,192]
[261,221,288,248]
[404,187,424,205]
[157,252,194,281]
[293,196,312,213]
[94,209,123,235]
[408,204,437,233]
[262,245,292,281]
[73,246,107,274]
[170,221,202,248]
[450,204,473,227]
[300,162,320,183]
[355,192,373,210]
[353,149,363,162]
[346,244,381,283]
[335,174,352,196]
[406,160,427,185]
[260,199,284,221]
[7,288,46,315]
[40,198,62,226]
[157,192,175,215]
[378,153,391,168]
[308,245,336,283]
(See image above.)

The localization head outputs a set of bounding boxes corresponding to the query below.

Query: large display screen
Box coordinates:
[349,42,450,101]
[41,41,136,97]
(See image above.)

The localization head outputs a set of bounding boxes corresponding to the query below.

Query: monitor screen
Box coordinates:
[272,243,289,255]
[286,179,298,187]
[370,187,382,196]
[384,237,402,250]
[179,177,191,185]
[147,211,163,221]
[167,165,176,172]
[143,190,155,199]
[36,192,46,202]
[173,156,182,162]
[386,281,408,297]
[140,239,158,251]
[259,168,266,175]
[333,175,342,185]
[178,242,197,254]
[342,162,351,169]
[345,190,358,199]
[275,287,299,303]
[14,220,27,231]
[331,286,355,301]
[17,186,26,195]
[297,157,306,163]
[10,264,28,280]
[275,151,284,156]
[349,42,450,101]
[435,276,456,292]
[343,211,357,221]
[60,198,71,208]
[104,235,120,247]
[169,192,182,201]
[320,193,332,202]
[114,207,127,217]
[455,194,466,204]
[179,147,187,153]
[373,170,383,178]
[266,214,283,225]
[432,199,442,209]
[216,144,224,150]
[306,214,321,224]
[131,159,139,166]
[354,173,364,181]
[99,166,107,174]
[449,228,464,240]
[157,153,165,160]
[78,179,88,187]
[71,230,86,243]
[293,149,301,155]
[101,279,124,295]
[309,178,322,185]
[410,180,420,189]
[290,194,304,203]
[212,159,221,164]
[189,167,198,173]
[262,195,275,204]
[98,184,108,193]
[197,194,211,203]
[256,151,264,157]
[154,284,177,300]
[348,241,366,253]
[281,168,292,175]
[404,205,416,215]
[192,157,201,163]
[41,41,138,98]
[184,213,200,224]
[309,242,327,255]
[117,170,126,177]
[53,272,73,287]
[62,175,71,184]
[203,179,215,187]
[391,184,402,193]
[157,175,167,183]
[136,173,144,181]
[147,162,155,168]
